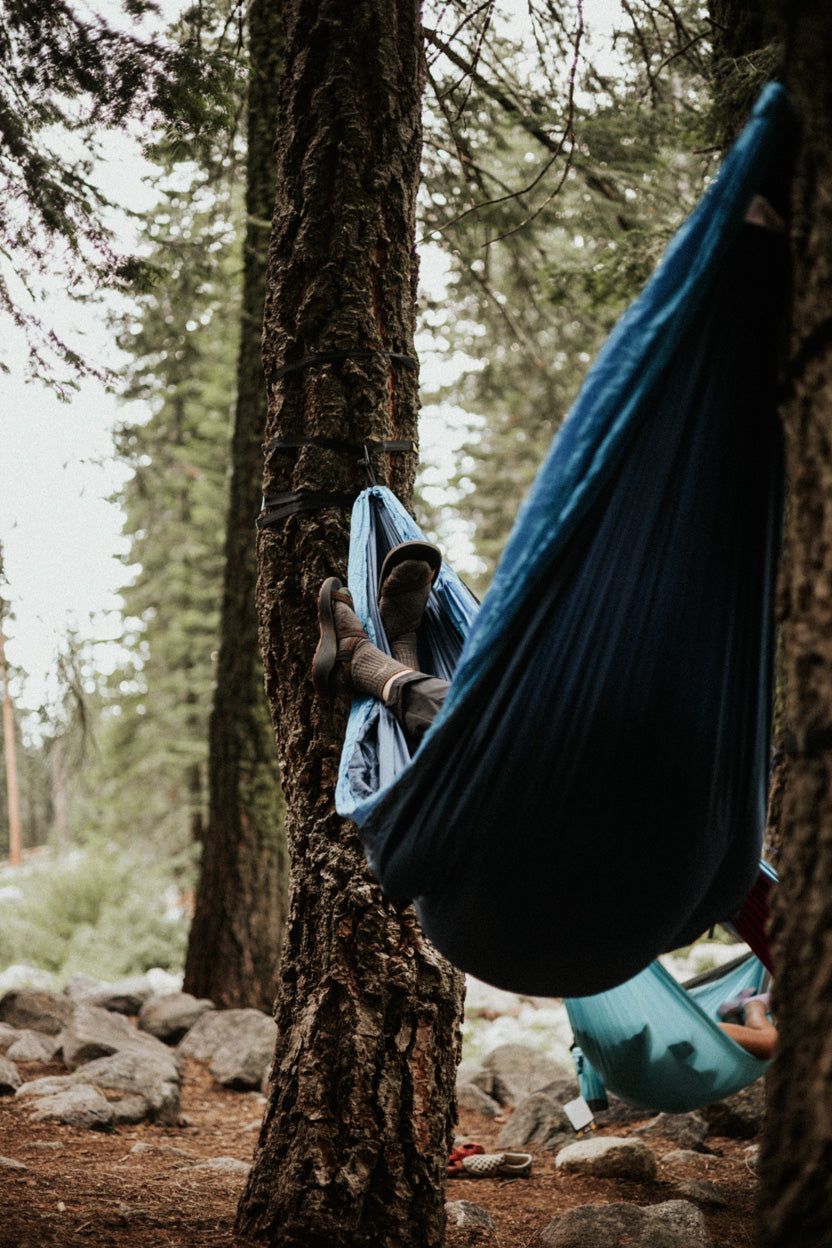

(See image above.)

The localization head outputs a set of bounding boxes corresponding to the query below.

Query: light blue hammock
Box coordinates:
[334,84,791,1001]
[568,948,771,1113]
[567,858,778,1111]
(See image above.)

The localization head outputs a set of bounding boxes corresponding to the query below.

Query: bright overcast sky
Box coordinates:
[1,134,156,715]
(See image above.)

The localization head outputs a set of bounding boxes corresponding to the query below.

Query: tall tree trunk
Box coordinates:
[709,1,771,145]
[708,6,790,867]
[235,3,464,1245]
[757,6,832,1245]
[51,739,69,849]
[0,625,22,867]
[183,0,288,1011]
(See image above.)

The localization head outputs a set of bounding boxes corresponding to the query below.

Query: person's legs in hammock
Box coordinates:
[718,994,777,1060]
[313,547,450,748]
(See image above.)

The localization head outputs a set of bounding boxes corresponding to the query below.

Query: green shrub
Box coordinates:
[0,843,189,984]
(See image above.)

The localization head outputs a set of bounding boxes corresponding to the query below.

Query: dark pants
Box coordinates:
[385,672,450,750]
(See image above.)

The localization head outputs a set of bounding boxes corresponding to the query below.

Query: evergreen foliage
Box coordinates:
[0,0,239,387]
[418,1,721,586]
[97,175,242,852]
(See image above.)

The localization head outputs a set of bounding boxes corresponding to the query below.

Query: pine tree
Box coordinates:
[183,0,288,1013]
[235,3,463,1243]
[756,3,832,1244]
[419,2,719,585]
[0,0,235,387]
[99,182,240,853]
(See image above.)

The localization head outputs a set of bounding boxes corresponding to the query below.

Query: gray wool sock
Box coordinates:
[349,639,411,701]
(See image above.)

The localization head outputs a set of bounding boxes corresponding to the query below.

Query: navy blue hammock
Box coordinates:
[335,85,790,1013]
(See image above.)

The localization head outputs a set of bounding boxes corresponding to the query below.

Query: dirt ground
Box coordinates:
[0,1056,760,1247]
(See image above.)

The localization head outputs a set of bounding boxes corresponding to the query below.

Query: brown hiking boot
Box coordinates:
[378,542,442,668]
[313,577,412,699]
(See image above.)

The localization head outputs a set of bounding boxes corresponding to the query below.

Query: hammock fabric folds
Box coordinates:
[336,85,791,998]
[566,950,771,1113]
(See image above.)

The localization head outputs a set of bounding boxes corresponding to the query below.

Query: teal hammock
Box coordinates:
[335,84,791,1001]
[567,886,775,1114]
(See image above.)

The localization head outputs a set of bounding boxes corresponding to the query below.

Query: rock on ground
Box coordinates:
[0,1056,22,1095]
[445,1200,497,1231]
[17,1048,182,1126]
[540,1198,713,1247]
[0,990,73,1036]
[138,993,215,1044]
[5,1029,61,1063]
[61,1004,176,1069]
[178,1008,277,1090]
[634,1110,709,1150]
[495,1085,574,1151]
[64,974,156,1016]
[28,1085,115,1130]
[481,1044,565,1107]
[555,1135,658,1181]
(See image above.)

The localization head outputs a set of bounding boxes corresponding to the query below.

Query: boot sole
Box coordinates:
[378,541,442,595]
[313,576,345,698]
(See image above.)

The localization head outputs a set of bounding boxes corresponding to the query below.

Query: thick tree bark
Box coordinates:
[757,6,832,1245]
[183,0,288,1012]
[235,3,464,1246]
[708,1,775,145]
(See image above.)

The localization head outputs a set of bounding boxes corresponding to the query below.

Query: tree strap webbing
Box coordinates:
[257,438,417,528]
[267,349,418,388]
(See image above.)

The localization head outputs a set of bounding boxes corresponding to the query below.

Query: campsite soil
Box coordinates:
[0,1057,760,1248]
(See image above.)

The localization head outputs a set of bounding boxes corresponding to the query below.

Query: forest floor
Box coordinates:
[0,1055,759,1248]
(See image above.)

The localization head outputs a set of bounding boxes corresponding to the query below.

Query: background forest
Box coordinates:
[0,0,764,985]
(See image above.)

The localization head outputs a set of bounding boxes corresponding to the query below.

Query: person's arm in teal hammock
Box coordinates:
[718,992,777,1060]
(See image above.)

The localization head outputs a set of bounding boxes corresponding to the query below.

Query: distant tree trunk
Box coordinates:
[757,6,832,1246]
[183,0,288,1012]
[0,625,22,867]
[51,739,69,849]
[235,3,464,1245]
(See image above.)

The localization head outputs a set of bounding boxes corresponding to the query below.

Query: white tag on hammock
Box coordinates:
[563,1096,595,1134]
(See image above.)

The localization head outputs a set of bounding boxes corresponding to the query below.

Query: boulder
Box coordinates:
[480,1044,565,1107]
[110,1096,151,1125]
[71,1050,182,1124]
[208,1014,277,1090]
[5,1029,61,1063]
[634,1110,709,1151]
[457,1082,502,1117]
[676,1179,728,1207]
[0,1023,22,1051]
[540,1199,712,1247]
[17,1047,182,1126]
[703,1077,766,1138]
[28,1085,114,1130]
[179,1008,277,1090]
[445,1200,497,1231]
[0,990,73,1036]
[15,1076,73,1100]
[456,1060,495,1097]
[138,993,215,1044]
[555,1135,658,1181]
[495,1085,573,1151]
[64,973,156,1016]
[61,1004,176,1069]
[0,1056,22,1095]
